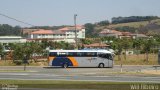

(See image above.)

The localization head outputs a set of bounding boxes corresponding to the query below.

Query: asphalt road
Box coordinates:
[0,65,159,83]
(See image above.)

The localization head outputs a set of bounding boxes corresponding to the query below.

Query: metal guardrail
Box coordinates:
[153,65,160,72]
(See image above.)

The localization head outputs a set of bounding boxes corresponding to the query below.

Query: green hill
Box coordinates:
[108,19,160,29]
[94,19,160,35]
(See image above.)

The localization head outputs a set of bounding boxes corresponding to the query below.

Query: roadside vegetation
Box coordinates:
[114,54,158,65]
[0,16,160,66]
[0,40,74,66]
[0,53,158,66]
[0,36,160,66]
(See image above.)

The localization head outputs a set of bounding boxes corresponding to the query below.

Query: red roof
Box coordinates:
[59,27,69,31]
[76,25,84,29]
[53,30,65,34]
[31,29,54,34]
[59,25,84,31]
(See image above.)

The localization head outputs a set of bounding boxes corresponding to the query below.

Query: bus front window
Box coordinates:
[98,53,113,60]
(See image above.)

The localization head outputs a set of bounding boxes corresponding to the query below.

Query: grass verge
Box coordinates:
[0,80,159,90]
[114,54,158,65]
[0,70,34,72]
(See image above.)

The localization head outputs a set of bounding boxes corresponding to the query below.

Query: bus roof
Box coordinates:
[49,50,112,54]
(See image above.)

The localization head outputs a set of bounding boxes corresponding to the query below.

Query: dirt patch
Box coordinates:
[142,70,160,75]
[37,62,48,66]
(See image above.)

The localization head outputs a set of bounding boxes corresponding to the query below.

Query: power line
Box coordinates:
[0,13,35,27]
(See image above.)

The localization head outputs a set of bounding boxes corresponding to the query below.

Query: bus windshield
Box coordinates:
[98,53,113,60]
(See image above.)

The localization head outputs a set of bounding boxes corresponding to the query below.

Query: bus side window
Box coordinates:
[77,52,82,57]
[98,54,105,58]
[93,52,97,57]
[68,52,78,57]
[87,52,92,56]
[58,52,68,57]
[68,52,73,56]
[86,52,97,57]
[49,52,57,56]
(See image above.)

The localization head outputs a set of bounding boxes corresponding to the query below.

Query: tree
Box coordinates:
[133,39,143,56]
[121,38,133,60]
[0,43,4,60]
[0,24,21,36]
[112,16,159,24]
[41,39,49,49]
[97,20,110,26]
[48,41,74,50]
[84,23,96,37]
[81,39,93,45]
[111,39,123,61]
[115,26,136,33]
[142,39,155,62]
[13,26,21,36]
[0,43,3,54]
[29,42,44,60]
[12,42,43,62]
[12,44,24,60]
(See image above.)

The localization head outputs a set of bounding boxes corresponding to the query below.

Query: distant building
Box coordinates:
[0,36,26,44]
[131,34,148,39]
[99,29,148,39]
[28,29,54,39]
[99,29,122,38]
[27,25,85,43]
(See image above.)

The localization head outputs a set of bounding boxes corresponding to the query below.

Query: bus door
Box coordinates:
[98,53,108,66]
[105,53,113,67]
[98,53,113,67]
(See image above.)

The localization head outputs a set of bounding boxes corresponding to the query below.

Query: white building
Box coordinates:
[99,29,122,38]
[0,36,26,44]
[28,25,85,43]
[28,29,54,39]
[99,29,148,39]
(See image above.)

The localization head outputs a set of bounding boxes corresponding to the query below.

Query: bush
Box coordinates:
[13,60,22,65]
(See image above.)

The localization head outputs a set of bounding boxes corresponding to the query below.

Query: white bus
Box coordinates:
[48,50,113,68]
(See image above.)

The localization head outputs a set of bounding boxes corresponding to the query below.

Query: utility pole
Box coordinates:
[74,14,78,49]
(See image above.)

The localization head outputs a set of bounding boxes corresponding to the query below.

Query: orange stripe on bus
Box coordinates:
[49,57,55,62]
[67,57,78,67]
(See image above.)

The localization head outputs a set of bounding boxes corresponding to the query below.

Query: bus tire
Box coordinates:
[98,63,104,68]
[62,63,68,68]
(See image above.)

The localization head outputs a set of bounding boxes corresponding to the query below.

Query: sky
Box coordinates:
[0,0,160,27]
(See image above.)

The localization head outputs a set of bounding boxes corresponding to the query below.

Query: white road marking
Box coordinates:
[0,73,29,75]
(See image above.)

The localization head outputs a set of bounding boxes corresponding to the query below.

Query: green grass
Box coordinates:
[0,80,159,90]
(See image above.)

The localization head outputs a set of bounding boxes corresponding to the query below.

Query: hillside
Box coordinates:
[108,19,160,29]
[94,19,160,35]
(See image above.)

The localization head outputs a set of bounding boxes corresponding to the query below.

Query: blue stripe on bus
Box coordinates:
[52,57,73,66]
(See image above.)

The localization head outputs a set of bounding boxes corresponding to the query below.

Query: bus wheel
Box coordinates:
[62,63,68,68]
[98,63,104,68]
